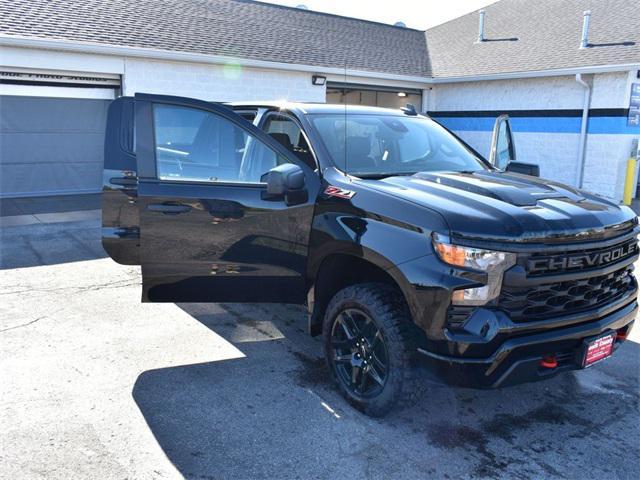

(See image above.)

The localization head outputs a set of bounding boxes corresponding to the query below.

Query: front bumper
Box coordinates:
[417,299,637,388]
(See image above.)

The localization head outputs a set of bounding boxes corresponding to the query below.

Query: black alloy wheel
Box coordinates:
[329,308,389,398]
[322,283,418,416]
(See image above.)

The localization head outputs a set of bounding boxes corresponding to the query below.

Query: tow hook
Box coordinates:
[540,355,558,369]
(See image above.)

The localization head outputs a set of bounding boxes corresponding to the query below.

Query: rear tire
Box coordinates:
[322,282,418,417]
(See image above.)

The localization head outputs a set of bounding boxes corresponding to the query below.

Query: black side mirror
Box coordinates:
[261,163,308,205]
[505,161,540,177]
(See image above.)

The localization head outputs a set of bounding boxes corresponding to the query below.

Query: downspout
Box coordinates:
[575,73,591,188]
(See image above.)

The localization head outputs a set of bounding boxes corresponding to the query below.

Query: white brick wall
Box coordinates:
[0,47,327,103]
[456,131,582,187]
[122,58,326,102]
[590,71,635,109]
[431,75,586,111]
[515,132,582,187]
[582,134,638,201]
[431,71,639,202]
[432,72,632,111]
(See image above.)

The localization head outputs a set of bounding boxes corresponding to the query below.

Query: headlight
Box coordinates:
[433,236,516,305]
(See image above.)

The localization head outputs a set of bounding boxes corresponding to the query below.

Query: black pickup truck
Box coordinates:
[103,94,638,416]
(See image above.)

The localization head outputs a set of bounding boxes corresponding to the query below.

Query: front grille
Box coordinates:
[498,266,635,323]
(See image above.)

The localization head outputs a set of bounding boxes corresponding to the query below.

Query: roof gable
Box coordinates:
[425,0,640,78]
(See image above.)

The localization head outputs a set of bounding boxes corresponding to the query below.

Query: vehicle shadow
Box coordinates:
[0,219,107,269]
[0,194,100,217]
[132,302,640,479]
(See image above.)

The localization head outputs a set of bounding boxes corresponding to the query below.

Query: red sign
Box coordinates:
[583,333,615,367]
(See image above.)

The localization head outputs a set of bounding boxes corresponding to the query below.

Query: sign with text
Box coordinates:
[629,83,640,127]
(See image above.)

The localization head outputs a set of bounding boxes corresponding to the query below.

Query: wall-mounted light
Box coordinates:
[312,75,326,86]
[397,92,407,97]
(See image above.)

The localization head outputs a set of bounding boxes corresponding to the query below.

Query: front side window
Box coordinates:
[153,105,289,183]
[309,114,487,177]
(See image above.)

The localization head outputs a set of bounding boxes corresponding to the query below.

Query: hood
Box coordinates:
[363,171,637,243]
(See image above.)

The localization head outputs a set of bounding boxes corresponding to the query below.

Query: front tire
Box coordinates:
[323,283,418,417]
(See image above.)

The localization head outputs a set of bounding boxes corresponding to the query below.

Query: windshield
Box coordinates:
[309,114,488,177]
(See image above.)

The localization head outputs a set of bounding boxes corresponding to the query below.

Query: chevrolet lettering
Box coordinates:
[528,241,638,273]
[102,95,638,416]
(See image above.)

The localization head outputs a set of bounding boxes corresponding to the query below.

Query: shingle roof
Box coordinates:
[425,0,640,78]
[0,0,431,77]
[1,0,638,80]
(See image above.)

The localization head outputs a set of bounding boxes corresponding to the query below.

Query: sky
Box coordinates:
[257,0,500,30]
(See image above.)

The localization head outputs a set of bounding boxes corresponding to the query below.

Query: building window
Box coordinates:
[326,83,422,110]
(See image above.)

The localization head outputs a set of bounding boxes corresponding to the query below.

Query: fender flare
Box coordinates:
[306,244,426,335]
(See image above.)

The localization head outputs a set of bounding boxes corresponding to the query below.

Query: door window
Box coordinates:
[153,104,289,184]
[491,115,515,169]
[496,120,511,168]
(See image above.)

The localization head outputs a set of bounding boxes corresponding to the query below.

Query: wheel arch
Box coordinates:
[306,249,418,337]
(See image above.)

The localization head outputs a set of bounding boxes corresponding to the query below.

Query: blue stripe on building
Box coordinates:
[430,110,639,135]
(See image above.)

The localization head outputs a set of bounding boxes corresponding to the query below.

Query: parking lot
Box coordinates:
[1,213,639,480]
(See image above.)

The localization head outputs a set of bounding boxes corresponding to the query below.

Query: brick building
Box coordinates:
[1,0,639,200]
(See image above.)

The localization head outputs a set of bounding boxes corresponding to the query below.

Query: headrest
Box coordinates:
[269,132,293,151]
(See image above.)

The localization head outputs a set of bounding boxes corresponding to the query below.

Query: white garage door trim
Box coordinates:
[0,67,120,99]
[0,84,116,100]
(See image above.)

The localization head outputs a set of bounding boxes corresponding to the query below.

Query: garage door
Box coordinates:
[326,82,423,110]
[0,96,110,197]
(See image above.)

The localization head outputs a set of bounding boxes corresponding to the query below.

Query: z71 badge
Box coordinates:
[324,186,356,199]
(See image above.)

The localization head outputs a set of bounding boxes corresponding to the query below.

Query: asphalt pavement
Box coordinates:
[1,215,639,479]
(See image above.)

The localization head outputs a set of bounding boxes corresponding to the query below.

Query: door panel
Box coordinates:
[102,96,139,265]
[135,94,319,303]
[139,182,313,302]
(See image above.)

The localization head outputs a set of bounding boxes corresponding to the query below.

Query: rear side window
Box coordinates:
[153,105,290,184]
[105,96,136,172]
[119,96,135,154]
[235,110,258,122]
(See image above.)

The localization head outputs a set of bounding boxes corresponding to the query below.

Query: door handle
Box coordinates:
[147,203,192,214]
[110,177,137,187]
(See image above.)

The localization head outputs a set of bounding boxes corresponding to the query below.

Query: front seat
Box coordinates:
[268,132,294,153]
[294,132,317,170]
[243,132,293,180]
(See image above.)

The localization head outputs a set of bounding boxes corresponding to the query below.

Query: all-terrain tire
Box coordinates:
[322,282,419,417]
